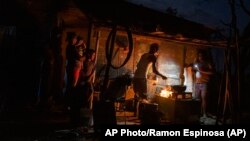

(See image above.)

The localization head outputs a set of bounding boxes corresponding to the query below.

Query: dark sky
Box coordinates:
[127,0,250,34]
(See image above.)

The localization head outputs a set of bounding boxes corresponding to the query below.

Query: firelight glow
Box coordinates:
[160,89,172,98]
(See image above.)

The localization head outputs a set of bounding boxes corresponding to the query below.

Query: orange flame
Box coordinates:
[160,89,172,98]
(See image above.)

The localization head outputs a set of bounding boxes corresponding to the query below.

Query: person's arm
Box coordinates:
[198,70,213,75]
[195,63,213,75]
[87,70,95,83]
[151,56,167,80]
[86,62,96,83]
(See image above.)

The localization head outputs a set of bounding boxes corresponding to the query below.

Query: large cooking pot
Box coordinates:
[166,85,186,93]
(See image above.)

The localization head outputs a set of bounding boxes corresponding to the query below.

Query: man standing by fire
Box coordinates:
[192,50,213,122]
[133,43,167,117]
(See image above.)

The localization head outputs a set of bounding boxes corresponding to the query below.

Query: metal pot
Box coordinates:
[166,85,186,93]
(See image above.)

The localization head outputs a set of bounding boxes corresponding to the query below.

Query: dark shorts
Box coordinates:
[194,83,207,100]
[133,78,147,99]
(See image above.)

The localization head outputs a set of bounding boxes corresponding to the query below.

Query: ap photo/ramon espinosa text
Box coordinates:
[103,128,246,138]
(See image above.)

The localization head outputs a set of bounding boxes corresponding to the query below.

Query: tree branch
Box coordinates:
[239,0,250,16]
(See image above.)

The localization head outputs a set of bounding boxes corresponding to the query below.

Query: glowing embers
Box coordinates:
[159,86,173,98]
[158,85,192,99]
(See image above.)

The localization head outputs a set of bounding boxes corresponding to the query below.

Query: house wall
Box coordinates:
[59,25,223,102]
[91,27,200,99]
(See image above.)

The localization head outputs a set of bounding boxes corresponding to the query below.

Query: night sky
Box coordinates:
[127,0,250,34]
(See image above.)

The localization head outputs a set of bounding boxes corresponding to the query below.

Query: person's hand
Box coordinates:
[162,75,167,80]
[193,64,200,71]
